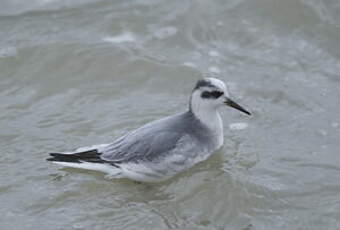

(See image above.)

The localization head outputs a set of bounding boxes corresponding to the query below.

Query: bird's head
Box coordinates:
[190,77,251,116]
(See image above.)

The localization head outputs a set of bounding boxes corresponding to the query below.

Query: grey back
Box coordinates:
[101,111,214,163]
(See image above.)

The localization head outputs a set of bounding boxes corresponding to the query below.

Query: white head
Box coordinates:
[190,77,251,116]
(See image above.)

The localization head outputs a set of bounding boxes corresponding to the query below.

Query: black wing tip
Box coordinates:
[46,156,56,161]
[46,150,121,168]
[47,152,60,161]
[46,152,82,163]
[46,150,118,165]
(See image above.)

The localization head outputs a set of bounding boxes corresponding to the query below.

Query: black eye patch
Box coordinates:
[201,90,224,99]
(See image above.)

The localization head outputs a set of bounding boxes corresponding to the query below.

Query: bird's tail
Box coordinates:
[47,150,121,176]
[47,149,107,163]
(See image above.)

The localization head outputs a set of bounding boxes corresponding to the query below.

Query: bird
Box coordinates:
[47,77,251,182]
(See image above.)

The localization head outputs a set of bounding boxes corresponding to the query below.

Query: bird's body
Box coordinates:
[47,77,250,182]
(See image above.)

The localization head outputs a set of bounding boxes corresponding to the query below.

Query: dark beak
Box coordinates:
[224,98,251,116]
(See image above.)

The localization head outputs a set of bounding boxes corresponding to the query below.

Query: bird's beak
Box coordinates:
[224,98,251,116]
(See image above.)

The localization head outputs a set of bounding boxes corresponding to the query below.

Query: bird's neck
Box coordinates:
[190,101,224,147]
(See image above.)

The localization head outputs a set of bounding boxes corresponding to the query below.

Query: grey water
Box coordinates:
[1,0,340,229]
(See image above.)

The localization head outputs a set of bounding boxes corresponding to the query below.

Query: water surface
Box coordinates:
[1,0,340,229]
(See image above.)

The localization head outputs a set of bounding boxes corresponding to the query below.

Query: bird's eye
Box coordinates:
[201,90,223,99]
[211,91,224,98]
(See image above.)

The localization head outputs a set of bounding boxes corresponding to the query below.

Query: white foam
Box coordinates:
[103,32,135,43]
[183,62,197,68]
[208,66,221,74]
[208,50,220,57]
[229,122,249,130]
[331,122,339,128]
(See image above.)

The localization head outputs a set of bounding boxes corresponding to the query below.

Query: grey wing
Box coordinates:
[100,129,184,163]
[163,134,210,168]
